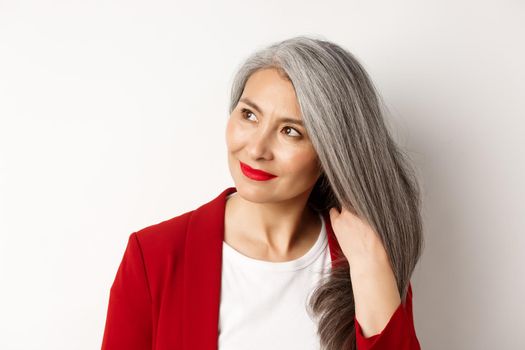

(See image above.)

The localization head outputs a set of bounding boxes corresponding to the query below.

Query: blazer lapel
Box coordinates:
[182,186,344,350]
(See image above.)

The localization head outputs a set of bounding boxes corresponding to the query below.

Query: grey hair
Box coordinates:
[227,35,424,350]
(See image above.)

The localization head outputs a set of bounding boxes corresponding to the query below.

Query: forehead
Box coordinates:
[241,69,301,117]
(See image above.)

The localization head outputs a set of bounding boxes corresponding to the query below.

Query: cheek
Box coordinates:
[225,118,245,151]
[280,149,319,176]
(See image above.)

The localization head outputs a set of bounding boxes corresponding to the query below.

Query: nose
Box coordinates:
[245,125,274,160]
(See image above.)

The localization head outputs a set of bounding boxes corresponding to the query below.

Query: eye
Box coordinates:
[240,108,302,138]
[240,108,257,121]
[282,126,302,138]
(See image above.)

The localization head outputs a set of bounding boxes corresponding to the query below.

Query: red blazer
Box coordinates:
[101,186,421,349]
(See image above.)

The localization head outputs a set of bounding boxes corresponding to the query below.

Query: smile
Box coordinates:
[239,161,277,181]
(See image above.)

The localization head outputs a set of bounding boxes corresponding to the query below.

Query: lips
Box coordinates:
[239,161,277,181]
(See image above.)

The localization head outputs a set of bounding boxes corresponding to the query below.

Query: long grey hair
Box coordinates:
[227,35,424,350]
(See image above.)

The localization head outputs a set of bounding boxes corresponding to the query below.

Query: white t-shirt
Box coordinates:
[218,193,332,349]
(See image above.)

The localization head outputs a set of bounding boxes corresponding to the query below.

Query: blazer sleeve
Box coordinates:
[354,282,421,350]
[101,232,153,350]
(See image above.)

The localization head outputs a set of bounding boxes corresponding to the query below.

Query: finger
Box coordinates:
[329,207,339,220]
[341,205,358,218]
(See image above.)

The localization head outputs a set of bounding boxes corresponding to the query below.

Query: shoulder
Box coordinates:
[133,209,195,259]
[126,187,233,265]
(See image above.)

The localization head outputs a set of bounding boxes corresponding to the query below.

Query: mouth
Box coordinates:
[239,161,277,181]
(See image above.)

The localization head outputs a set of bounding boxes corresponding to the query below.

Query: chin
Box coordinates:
[233,181,277,203]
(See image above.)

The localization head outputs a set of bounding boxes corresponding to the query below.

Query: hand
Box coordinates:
[328,206,389,267]
[329,206,402,337]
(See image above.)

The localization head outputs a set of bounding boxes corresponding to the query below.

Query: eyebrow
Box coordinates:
[239,97,304,126]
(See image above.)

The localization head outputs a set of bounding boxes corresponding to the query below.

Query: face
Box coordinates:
[225,68,322,204]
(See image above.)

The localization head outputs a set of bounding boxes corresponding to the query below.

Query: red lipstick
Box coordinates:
[239,161,277,181]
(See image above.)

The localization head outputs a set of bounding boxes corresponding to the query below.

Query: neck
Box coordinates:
[225,188,321,255]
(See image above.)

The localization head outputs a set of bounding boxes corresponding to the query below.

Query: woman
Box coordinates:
[101,36,423,350]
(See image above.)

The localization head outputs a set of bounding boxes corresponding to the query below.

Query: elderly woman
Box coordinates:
[102,35,423,350]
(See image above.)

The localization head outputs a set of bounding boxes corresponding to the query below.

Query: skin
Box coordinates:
[224,67,322,261]
[329,207,402,338]
[224,67,401,338]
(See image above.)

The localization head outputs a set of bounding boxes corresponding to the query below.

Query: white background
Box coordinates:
[1,1,524,349]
